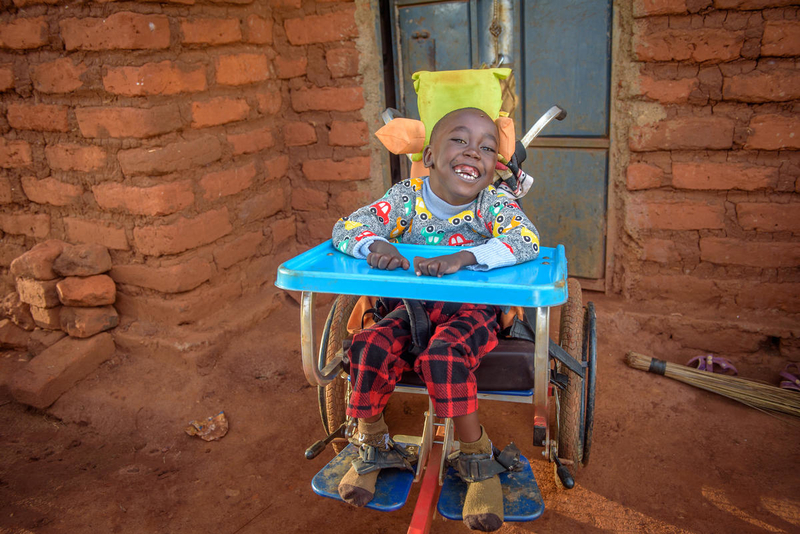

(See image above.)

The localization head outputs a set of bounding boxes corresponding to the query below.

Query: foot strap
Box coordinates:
[352,440,417,475]
[450,443,523,483]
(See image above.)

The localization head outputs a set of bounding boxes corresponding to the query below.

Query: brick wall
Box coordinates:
[0,0,382,347]
[616,0,799,351]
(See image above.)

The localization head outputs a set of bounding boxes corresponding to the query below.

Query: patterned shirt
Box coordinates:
[332,176,540,271]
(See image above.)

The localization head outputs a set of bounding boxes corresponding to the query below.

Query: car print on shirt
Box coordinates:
[403,177,424,191]
[343,220,364,231]
[415,197,432,222]
[355,229,376,241]
[493,214,524,237]
[519,227,540,252]
[389,217,409,239]
[336,236,350,253]
[421,225,445,245]
[369,201,391,225]
[447,209,475,226]
[448,233,474,246]
[401,194,414,217]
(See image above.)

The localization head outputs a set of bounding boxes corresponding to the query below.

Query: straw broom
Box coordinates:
[626,351,800,418]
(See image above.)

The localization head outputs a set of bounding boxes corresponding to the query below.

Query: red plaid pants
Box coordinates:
[346,300,500,419]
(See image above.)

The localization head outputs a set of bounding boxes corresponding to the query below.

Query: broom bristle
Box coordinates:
[626,351,800,418]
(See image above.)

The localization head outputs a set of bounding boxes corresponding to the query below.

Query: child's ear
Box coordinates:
[422,145,434,168]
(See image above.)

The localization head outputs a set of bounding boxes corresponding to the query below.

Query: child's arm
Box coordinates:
[413,250,476,277]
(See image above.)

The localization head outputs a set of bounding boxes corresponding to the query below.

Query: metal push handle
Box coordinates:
[520,105,567,148]
[300,291,343,387]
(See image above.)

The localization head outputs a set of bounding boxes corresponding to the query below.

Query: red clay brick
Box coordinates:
[745,114,800,150]
[115,280,241,326]
[60,13,170,51]
[0,138,32,168]
[227,126,275,155]
[275,56,307,79]
[700,237,800,268]
[21,176,83,207]
[271,0,301,7]
[245,14,273,44]
[57,275,115,307]
[641,238,680,262]
[723,69,800,103]
[0,17,48,50]
[53,244,112,277]
[31,58,86,93]
[633,0,687,16]
[265,154,289,181]
[10,240,65,281]
[257,89,281,114]
[118,136,222,176]
[672,162,778,190]
[103,61,207,96]
[191,97,250,128]
[326,48,359,78]
[30,305,61,330]
[13,0,61,7]
[10,332,114,408]
[133,208,233,256]
[0,213,49,238]
[292,187,328,211]
[63,218,129,251]
[284,9,357,45]
[632,274,719,305]
[200,161,256,200]
[1,292,34,331]
[60,306,118,338]
[215,53,269,86]
[7,103,69,132]
[626,199,725,230]
[17,278,61,308]
[762,20,800,57]
[329,121,368,147]
[213,230,264,270]
[270,216,296,245]
[27,329,66,356]
[181,18,241,45]
[76,105,182,139]
[737,282,800,313]
[0,64,13,91]
[626,163,664,190]
[0,319,30,349]
[303,156,371,181]
[635,27,743,63]
[630,117,735,151]
[284,122,317,146]
[291,87,364,112]
[639,75,696,104]
[110,257,214,294]
[736,202,800,233]
[0,175,10,204]
[45,143,105,172]
[1,243,27,268]
[93,180,194,216]
[237,186,287,225]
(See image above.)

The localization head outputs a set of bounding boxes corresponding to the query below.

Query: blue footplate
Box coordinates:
[311,444,415,512]
[437,454,544,522]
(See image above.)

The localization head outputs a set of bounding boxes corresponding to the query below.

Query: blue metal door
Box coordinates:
[389,0,612,281]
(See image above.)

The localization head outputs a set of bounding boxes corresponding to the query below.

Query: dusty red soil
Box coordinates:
[1,293,798,534]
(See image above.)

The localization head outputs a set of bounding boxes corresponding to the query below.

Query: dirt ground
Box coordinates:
[1,292,799,534]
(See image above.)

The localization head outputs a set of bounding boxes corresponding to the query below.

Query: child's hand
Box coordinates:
[414,251,476,277]
[367,241,410,271]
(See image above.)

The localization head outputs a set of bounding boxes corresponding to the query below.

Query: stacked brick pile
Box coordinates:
[1,240,116,408]
[619,0,799,355]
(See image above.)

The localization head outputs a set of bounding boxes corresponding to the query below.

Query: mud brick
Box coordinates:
[215,53,269,86]
[60,13,170,51]
[200,161,257,200]
[0,16,48,50]
[92,180,194,217]
[700,238,800,268]
[326,48,359,78]
[227,126,275,155]
[213,231,264,270]
[633,0,688,17]
[737,282,800,314]
[0,138,32,168]
[7,103,69,132]
[626,199,725,231]
[64,218,129,251]
[133,208,233,256]
[30,305,61,330]
[16,278,62,308]
[10,332,115,409]
[0,213,50,238]
[21,176,83,207]
[0,175,10,203]
[238,186,287,225]
[736,203,800,233]
[0,64,13,91]
[110,257,214,293]
[672,162,778,190]
[639,75,696,104]
[284,122,317,146]
[762,21,800,57]
[303,157,371,181]
[31,57,86,93]
[779,337,800,359]
[103,61,207,97]
[284,9,357,45]
[723,70,800,103]
[265,155,289,181]
[0,319,30,349]
[45,143,106,172]
[630,117,735,151]
[60,306,119,338]
[745,115,800,150]
[27,329,66,356]
[270,216,296,246]
[118,136,222,176]
[57,275,116,307]
[635,27,743,63]
[76,105,182,139]
[53,244,112,277]
[191,97,250,128]
[292,187,328,211]
[275,56,307,79]
[1,292,35,331]
[181,18,241,45]
[256,89,281,114]
[626,163,664,190]
[291,87,364,112]
[329,121,368,147]
[245,14,273,44]
[10,239,66,280]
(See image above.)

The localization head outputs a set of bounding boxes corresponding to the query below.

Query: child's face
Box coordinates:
[422,108,498,206]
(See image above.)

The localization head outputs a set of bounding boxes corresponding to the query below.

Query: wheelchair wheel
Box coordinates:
[556,278,584,470]
[317,294,359,453]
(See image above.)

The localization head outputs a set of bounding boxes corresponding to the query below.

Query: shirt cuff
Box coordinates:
[352,236,389,259]
[465,238,517,271]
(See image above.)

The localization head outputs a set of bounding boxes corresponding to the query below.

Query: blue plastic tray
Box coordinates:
[276,240,568,308]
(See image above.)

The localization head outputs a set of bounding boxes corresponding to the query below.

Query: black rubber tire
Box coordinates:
[582,302,597,467]
[317,294,359,454]
[557,278,585,470]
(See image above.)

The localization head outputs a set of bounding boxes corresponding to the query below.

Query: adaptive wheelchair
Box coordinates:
[275,68,597,533]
